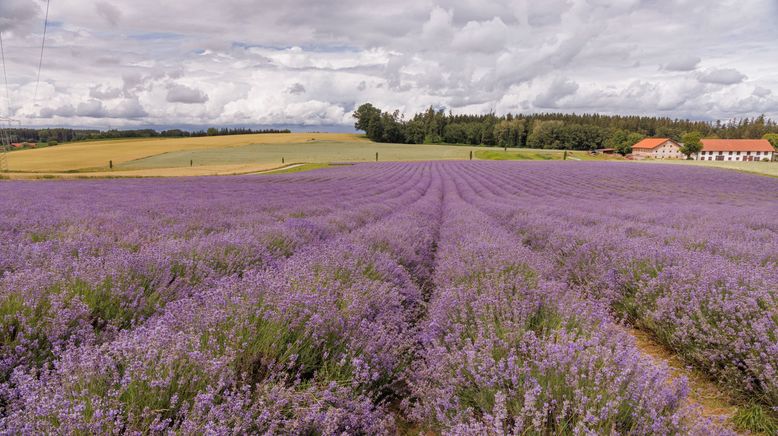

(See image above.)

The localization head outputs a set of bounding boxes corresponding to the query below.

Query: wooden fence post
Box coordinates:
[375,152,378,162]
[109,160,112,169]
[470,150,473,160]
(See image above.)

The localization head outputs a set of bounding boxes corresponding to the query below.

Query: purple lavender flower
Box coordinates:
[2,161,770,434]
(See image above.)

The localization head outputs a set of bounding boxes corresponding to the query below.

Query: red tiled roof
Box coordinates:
[632,138,676,150]
[701,139,774,152]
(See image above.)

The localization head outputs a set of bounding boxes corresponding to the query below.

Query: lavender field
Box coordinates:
[0,162,776,434]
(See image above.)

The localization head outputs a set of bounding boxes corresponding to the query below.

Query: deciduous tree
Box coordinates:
[680,131,703,159]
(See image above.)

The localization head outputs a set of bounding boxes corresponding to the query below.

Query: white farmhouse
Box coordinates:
[631,138,683,160]
[695,139,774,162]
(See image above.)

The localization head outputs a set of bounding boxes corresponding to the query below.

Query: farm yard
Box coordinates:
[0,161,775,434]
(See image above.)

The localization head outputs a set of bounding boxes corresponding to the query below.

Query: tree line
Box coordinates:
[1,127,291,145]
[353,103,778,154]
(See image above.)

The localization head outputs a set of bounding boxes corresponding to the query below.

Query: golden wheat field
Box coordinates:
[5,133,367,173]
[3,163,295,179]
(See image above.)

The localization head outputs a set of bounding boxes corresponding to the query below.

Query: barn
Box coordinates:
[630,138,683,160]
[695,139,774,162]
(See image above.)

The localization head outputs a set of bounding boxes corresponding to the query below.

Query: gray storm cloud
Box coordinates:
[663,55,701,72]
[0,0,40,32]
[95,2,122,26]
[166,84,209,104]
[0,0,776,127]
[534,78,579,109]
[697,68,747,85]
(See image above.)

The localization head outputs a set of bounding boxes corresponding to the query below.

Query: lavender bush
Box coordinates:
[1,161,772,434]
[453,163,778,411]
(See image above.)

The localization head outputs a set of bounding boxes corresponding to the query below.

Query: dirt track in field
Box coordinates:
[629,328,744,433]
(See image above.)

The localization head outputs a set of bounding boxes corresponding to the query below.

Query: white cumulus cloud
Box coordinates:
[0,0,775,128]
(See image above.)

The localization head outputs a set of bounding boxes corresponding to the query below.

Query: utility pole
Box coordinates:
[0,117,21,172]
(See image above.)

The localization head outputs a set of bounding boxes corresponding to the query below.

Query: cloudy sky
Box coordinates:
[1,0,777,129]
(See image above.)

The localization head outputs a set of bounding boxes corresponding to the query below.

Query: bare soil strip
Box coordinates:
[628,328,745,433]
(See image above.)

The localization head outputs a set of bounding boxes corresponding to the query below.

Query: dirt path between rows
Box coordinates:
[628,328,746,433]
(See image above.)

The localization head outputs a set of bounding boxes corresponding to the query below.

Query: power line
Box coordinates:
[33,0,52,103]
[0,32,10,117]
[0,31,10,172]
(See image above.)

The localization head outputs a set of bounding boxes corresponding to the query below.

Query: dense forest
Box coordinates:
[353,103,778,154]
[1,127,291,145]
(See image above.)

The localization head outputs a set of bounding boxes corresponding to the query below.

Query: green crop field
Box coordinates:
[117,141,496,170]
[475,149,560,160]
[117,143,617,171]
[473,149,618,161]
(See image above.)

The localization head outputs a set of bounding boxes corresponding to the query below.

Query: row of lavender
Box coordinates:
[0,164,429,409]
[406,165,708,434]
[1,161,773,433]
[1,163,444,432]
[452,162,778,412]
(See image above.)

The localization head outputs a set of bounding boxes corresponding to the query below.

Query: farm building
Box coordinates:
[631,138,683,159]
[694,139,774,162]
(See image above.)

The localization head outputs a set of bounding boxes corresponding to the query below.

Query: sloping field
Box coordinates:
[5,133,366,173]
[116,141,491,170]
[1,162,775,433]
